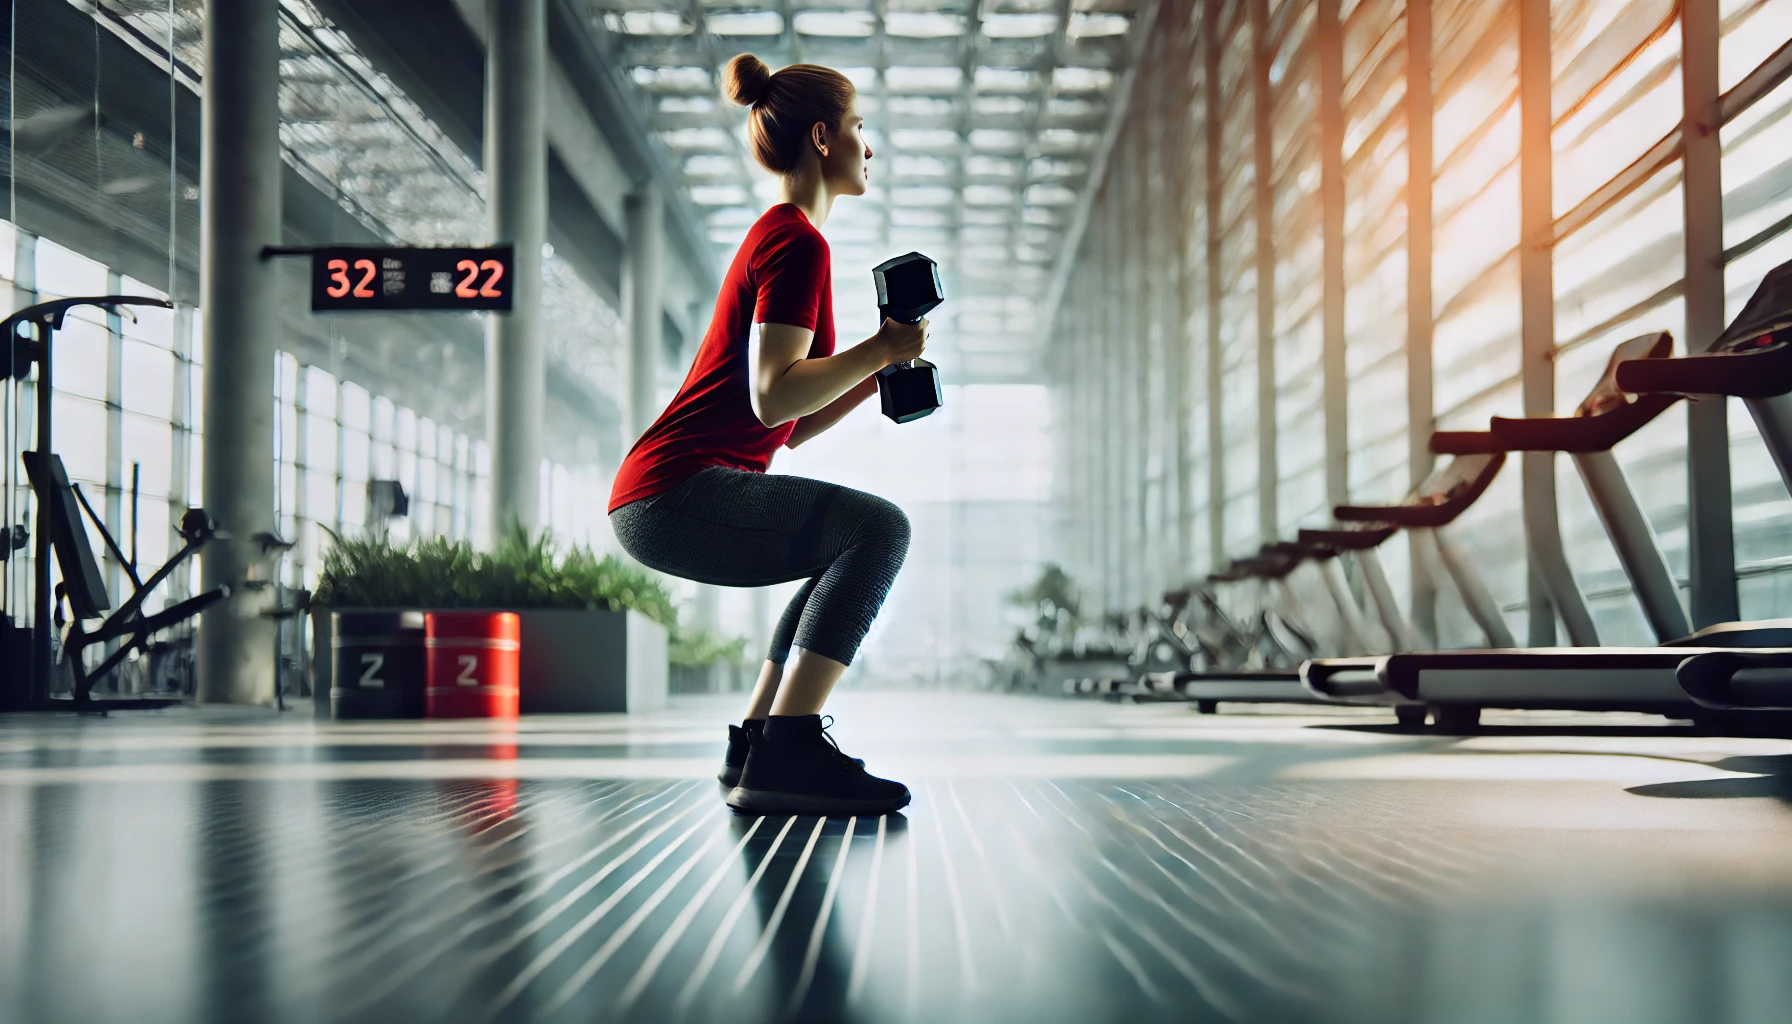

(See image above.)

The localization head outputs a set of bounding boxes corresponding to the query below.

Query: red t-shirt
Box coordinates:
[608,204,835,511]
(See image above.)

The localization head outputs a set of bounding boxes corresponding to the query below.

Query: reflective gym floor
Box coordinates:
[5,694,1792,1024]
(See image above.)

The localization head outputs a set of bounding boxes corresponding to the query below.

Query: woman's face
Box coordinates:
[818,97,872,196]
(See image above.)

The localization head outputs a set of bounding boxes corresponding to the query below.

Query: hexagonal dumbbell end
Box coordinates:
[877,357,943,424]
[872,251,944,325]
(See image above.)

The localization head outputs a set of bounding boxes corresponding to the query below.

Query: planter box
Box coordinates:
[312,607,668,716]
[518,608,666,714]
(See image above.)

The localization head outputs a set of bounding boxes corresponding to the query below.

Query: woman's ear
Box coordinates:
[811,121,829,158]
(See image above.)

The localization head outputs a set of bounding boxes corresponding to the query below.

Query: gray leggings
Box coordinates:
[609,467,911,666]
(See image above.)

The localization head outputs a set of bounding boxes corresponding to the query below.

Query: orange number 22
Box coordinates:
[456,259,505,300]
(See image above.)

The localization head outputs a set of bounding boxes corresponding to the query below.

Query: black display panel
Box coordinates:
[308,246,514,312]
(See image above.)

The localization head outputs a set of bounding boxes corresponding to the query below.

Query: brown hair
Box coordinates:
[721,54,856,176]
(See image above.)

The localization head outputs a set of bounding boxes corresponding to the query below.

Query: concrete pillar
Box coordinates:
[1681,0,1739,627]
[626,187,667,440]
[1250,0,1278,546]
[196,0,281,706]
[485,0,548,536]
[1404,0,1439,646]
[1518,0,1556,645]
[1318,0,1349,512]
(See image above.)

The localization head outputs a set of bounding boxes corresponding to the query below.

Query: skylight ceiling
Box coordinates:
[578,0,1147,382]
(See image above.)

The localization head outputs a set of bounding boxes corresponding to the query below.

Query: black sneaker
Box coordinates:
[719,718,862,788]
[717,721,762,787]
[726,714,910,816]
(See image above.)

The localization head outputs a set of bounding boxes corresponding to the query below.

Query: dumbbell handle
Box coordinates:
[881,356,933,373]
[879,306,926,326]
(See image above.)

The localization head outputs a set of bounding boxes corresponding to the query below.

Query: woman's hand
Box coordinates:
[874,317,928,367]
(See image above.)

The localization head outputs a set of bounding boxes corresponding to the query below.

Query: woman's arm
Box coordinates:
[786,376,878,448]
[749,317,925,428]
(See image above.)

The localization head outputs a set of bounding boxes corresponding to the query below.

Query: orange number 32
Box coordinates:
[327,258,376,299]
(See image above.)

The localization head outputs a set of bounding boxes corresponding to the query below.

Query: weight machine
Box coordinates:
[2,296,228,710]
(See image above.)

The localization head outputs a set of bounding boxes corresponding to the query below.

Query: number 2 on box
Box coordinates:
[457,654,478,687]
[359,653,384,690]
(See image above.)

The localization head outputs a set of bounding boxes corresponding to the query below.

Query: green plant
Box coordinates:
[1007,563,1081,620]
[669,626,751,667]
[313,525,677,626]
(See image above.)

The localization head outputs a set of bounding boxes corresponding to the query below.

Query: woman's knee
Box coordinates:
[821,488,911,564]
[858,492,911,555]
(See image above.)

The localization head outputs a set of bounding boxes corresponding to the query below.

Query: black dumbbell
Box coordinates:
[872,252,944,424]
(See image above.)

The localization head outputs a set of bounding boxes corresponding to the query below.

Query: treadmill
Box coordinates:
[1310,267,1792,729]
[1295,523,1425,655]
[1631,261,1792,712]
[1264,538,1380,656]
[1146,546,1329,709]
[1300,444,1516,724]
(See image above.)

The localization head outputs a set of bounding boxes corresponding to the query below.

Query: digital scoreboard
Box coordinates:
[307,245,515,312]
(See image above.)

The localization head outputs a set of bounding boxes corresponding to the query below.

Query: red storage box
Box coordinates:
[424,611,521,719]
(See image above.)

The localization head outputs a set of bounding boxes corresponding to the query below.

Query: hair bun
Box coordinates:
[722,53,772,107]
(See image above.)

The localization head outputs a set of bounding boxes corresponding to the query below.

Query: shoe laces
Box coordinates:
[814,716,862,770]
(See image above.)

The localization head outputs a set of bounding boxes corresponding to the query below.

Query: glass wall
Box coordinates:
[0,0,623,694]
[1054,0,1792,647]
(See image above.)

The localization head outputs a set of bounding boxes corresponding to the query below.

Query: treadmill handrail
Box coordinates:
[1297,524,1398,550]
[1207,558,1269,583]
[1490,393,1681,452]
[1430,430,1503,455]
[1265,539,1339,563]
[1491,332,1681,451]
[1615,343,1792,398]
[1615,258,1792,397]
[1335,451,1506,528]
[1251,545,1308,580]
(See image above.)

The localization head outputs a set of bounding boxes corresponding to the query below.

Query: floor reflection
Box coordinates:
[727,813,879,1022]
[5,697,1792,1023]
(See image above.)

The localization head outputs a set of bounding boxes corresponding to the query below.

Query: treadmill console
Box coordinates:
[1713,258,1792,354]
[1412,452,1500,508]
[1578,332,1672,417]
